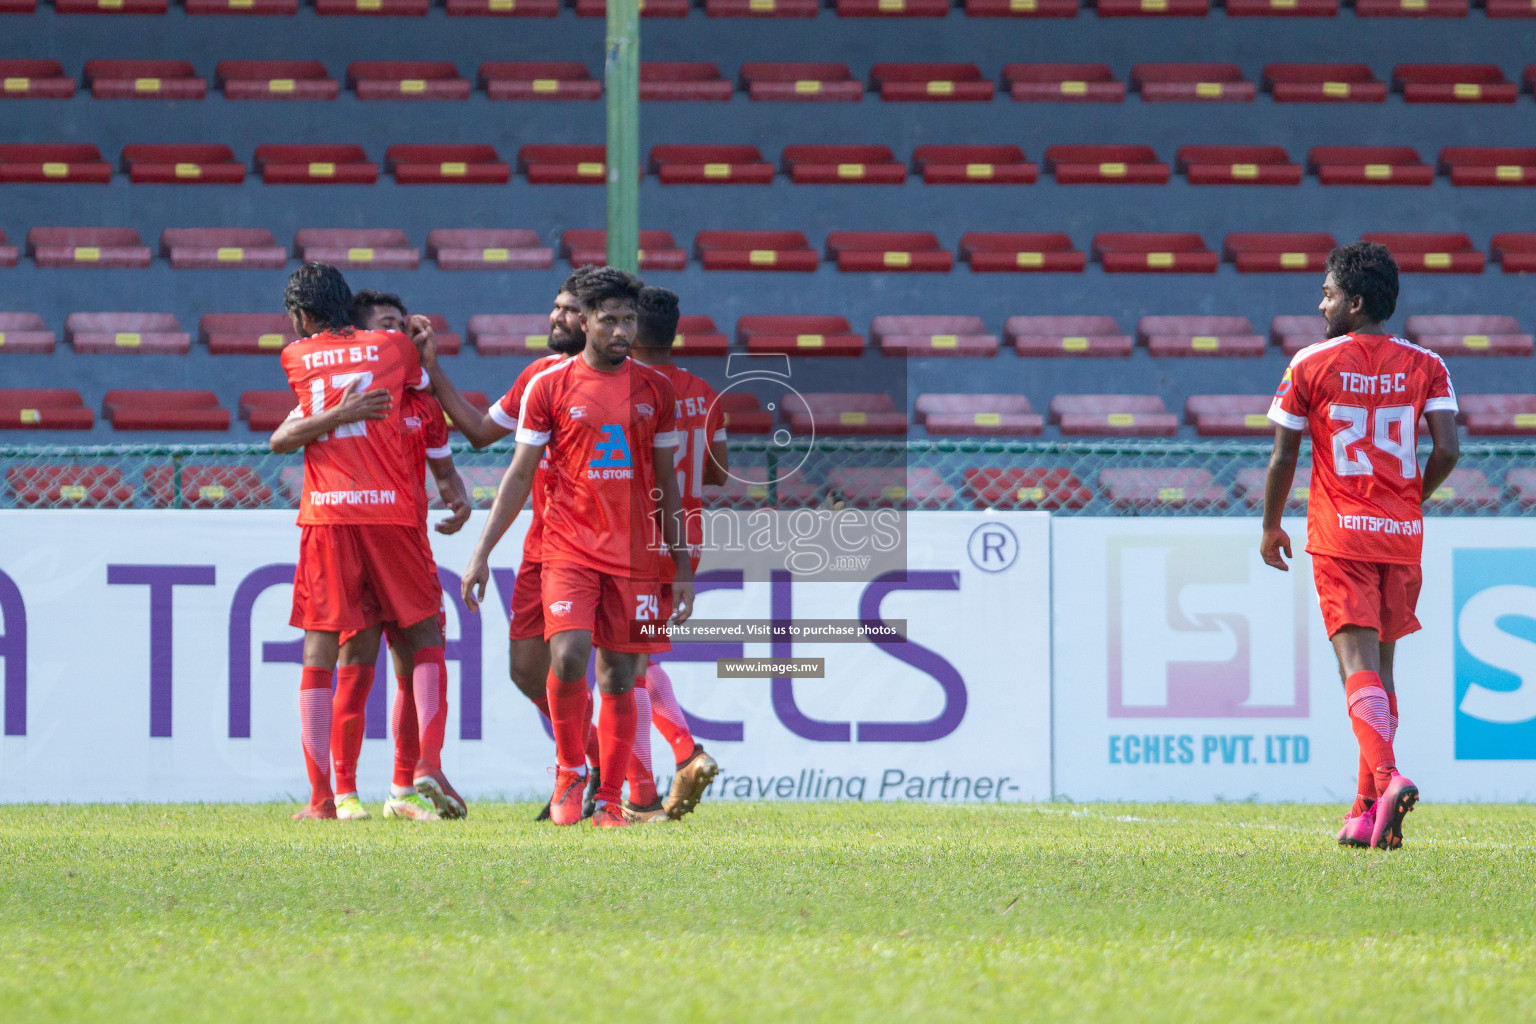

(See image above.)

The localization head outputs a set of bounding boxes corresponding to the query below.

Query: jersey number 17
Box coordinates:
[308,372,374,442]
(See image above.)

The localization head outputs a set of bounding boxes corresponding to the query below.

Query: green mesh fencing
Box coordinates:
[0,439,1531,515]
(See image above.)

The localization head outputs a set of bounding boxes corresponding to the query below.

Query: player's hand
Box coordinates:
[461,555,489,613]
[334,378,391,422]
[668,580,695,626]
[435,484,471,535]
[1260,526,1292,572]
[406,314,438,366]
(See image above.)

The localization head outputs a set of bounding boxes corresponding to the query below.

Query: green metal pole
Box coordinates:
[605,0,640,274]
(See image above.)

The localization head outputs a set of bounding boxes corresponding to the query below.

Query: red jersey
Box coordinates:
[490,354,567,562]
[643,363,726,576]
[400,388,452,524]
[1268,332,1457,565]
[281,328,429,527]
[517,356,679,579]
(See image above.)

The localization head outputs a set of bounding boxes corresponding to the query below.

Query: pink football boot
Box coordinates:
[1370,773,1418,850]
[1337,805,1374,848]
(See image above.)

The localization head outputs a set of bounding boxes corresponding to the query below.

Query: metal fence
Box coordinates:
[0,438,1531,515]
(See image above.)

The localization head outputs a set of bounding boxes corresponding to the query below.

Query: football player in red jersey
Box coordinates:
[460,268,695,828]
[273,263,444,821]
[1261,242,1460,850]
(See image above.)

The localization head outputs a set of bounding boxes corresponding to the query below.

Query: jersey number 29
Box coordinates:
[1329,403,1416,479]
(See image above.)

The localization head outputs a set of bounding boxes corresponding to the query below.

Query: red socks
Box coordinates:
[412,647,447,773]
[646,664,697,765]
[532,694,552,721]
[331,664,374,796]
[392,673,418,790]
[1345,671,1396,796]
[627,675,658,806]
[583,689,601,768]
[547,669,590,771]
[1351,687,1402,816]
[595,689,637,806]
[300,666,334,803]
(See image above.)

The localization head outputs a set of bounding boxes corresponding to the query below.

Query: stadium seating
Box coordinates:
[346,62,470,100]
[1262,63,1386,102]
[649,145,774,184]
[561,229,687,270]
[737,315,864,355]
[254,144,377,184]
[825,466,954,509]
[961,467,1091,510]
[1403,314,1533,356]
[1101,468,1228,511]
[1004,64,1123,102]
[1045,145,1170,184]
[781,145,907,184]
[293,228,419,269]
[1510,470,1536,509]
[1487,0,1536,14]
[640,63,732,101]
[913,145,1037,184]
[706,0,818,16]
[1425,468,1501,511]
[200,313,295,354]
[1271,315,1326,355]
[872,315,996,357]
[162,229,286,269]
[1355,0,1466,16]
[1363,232,1485,272]
[1235,466,1310,511]
[518,144,606,184]
[217,61,339,101]
[1439,147,1536,186]
[0,313,57,354]
[1458,394,1536,435]
[836,0,949,16]
[122,145,245,185]
[0,144,112,183]
[1138,315,1265,356]
[8,466,133,509]
[143,464,273,508]
[1185,395,1274,436]
[458,466,505,507]
[1226,0,1336,14]
[704,464,815,508]
[782,393,908,436]
[1131,64,1254,102]
[826,232,953,272]
[870,63,994,101]
[29,228,152,268]
[0,232,16,267]
[444,391,490,434]
[714,392,772,434]
[84,60,206,100]
[447,0,558,15]
[480,62,601,101]
[1049,395,1178,436]
[67,313,189,354]
[1093,233,1218,273]
[427,229,552,270]
[1393,64,1517,103]
[576,0,689,17]
[1307,146,1433,185]
[188,0,297,15]
[0,388,90,429]
[418,314,462,356]
[1491,233,1536,272]
[1097,0,1208,14]
[915,393,1042,435]
[739,63,863,101]
[1176,145,1302,185]
[1224,232,1336,273]
[960,233,1086,272]
[104,390,229,430]
[671,314,731,355]
[385,145,510,184]
[238,390,296,431]
[695,230,819,271]
[0,60,76,99]
[54,0,167,12]
[317,0,427,16]
[1007,315,1132,356]
[468,314,555,355]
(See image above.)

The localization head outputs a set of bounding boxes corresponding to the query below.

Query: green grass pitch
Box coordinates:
[1,801,1533,1023]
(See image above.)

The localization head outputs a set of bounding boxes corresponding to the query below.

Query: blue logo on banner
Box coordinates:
[589,424,633,468]
[1453,548,1536,760]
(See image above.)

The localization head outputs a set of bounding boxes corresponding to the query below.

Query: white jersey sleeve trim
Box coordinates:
[1424,396,1459,414]
[711,428,727,442]
[488,398,518,431]
[515,426,550,446]
[411,367,431,392]
[425,445,452,460]
[652,429,681,449]
[1268,407,1306,431]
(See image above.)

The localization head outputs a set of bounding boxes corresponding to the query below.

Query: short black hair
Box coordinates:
[351,288,407,325]
[283,263,354,332]
[559,265,600,296]
[1326,242,1399,323]
[570,266,642,314]
[636,286,680,349]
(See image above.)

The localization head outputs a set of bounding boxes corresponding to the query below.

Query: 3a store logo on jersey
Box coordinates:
[589,424,633,469]
[1453,549,1536,759]
[1105,536,1308,718]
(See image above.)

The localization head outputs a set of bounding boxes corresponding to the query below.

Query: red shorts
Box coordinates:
[1311,553,1423,643]
[508,558,545,642]
[291,524,440,634]
[341,603,447,651]
[541,563,669,654]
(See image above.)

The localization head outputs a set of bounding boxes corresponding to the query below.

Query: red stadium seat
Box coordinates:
[1492,233,1536,273]
[1235,466,1310,510]
[1487,0,1536,12]
[1356,0,1465,16]
[29,227,151,268]
[1226,0,1335,14]
[1045,144,1169,184]
[1097,0,1207,14]
[640,63,733,101]
[144,465,273,508]
[914,145,1037,184]
[201,314,295,354]
[188,0,296,13]
[0,144,112,184]
[85,61,204,99]
[962,467,1091,510]
[965,0,1078,15]
[1101,468,1228,511]
[0,388,90,428]
[0,60,76,99]
[782,145,906,184]
[1132,64,1254,102]
[468,314,556,355]
[1363,232,1484,273]
[56,0,166,10]
[870,63,994,101]
[915,393,1041,435]
[414,314,462,357]
[122,144,244,184]
[67,313,189,354]
[739,63,862,101]
[0,0,34,10]
[519,144,606,184]
[669,315,730,355]
[1138,315,1265,357]
[1308,146,1432,185]
[575,0,688,16]
[1404,314,1532,356]
[447,0,557,14]
[1510,470,1536,507]
[826,231,953,272]
[1459,395,1536,435]
[480,62,600,100]
[255,144,377,184]
[1262,63,1386,103]
[826,467,954,509]
[217,61,338,100]
[695,230,818,271]
[1424,469,1501,511]
[836,0,948,15]
[0,230,16,267]
[162,229,286,269]
[8,466,133,509]
[1093,233,1218,273]
[440,391,490,434]
[427,229,552,270]
[347,61,469,100]
[317,0,427,15]
[1439,148,1536,187]
[960,232,1085,272]
[1271,315,1327,355]
[0,313,56,354]
[782,393,907,436]
[1223,232,1336,273]
[561,229,686,271]
[1008,315,1132,356]
[294,228,419,269]
[1176,145,1301,185]
[385,144,509,184]
[738,315,864,356]
[1004,63,1123,101]
[714,392,772,434]
[1393,64,1516,103]
[104,390,228,430]
[873,316,996,357]
[650,145,774,184]
[1185,395,1275,436]
[706,0,818,15]
[1050,395,1178,436]
[704,464,816,508]
[240,390,296,431]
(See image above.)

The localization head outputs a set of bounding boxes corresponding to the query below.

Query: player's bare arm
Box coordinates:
[268,378,390,454]
[653,446,695,624]
[461,440,544,612]
[405,314,512,449]
[1260,425,1302,571]
[1421,409,1461,503]
[703,438,729,487]
[427,455,471,535]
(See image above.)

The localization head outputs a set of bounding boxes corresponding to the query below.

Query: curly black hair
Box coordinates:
[1326,241,1399,324]
[559,265,601,296]
[351,288,407,325]
[636,286,680,349]
[283,263,354,332]
[570,266,642,314]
